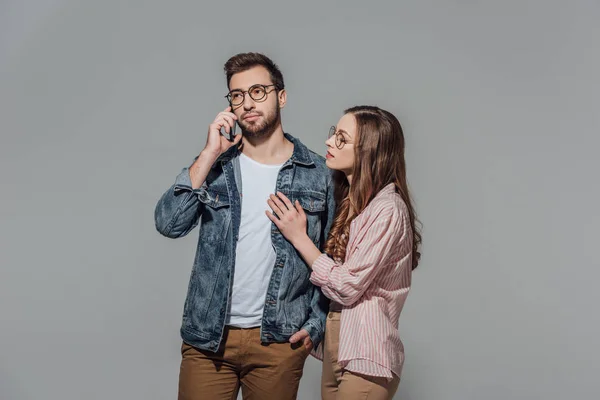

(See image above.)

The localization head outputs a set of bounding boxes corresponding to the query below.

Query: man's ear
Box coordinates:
[278,89,287,109]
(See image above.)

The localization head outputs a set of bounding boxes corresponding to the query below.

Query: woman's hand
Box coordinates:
[266,192,308,246]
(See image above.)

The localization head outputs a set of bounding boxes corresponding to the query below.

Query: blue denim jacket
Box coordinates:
[155,134,334,352]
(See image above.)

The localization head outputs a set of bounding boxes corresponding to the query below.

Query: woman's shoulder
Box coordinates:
[349,185,408,238]
[368,184,409,218]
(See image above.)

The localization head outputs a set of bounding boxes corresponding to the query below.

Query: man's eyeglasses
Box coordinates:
[225,84,278,106]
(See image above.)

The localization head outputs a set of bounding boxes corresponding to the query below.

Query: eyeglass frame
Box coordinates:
[225,84,279,106]
[328,126,354,150]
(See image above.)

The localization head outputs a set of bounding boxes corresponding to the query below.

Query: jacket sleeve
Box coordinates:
[154,165,209,239]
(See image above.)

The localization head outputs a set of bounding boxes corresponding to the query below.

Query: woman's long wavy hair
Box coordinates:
[323,106,422,270]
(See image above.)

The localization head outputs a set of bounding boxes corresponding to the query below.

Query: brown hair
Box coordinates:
[324,106,422,270]
[224,52,285,90]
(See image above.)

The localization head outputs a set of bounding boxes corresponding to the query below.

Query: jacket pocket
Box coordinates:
[295,192,326,243]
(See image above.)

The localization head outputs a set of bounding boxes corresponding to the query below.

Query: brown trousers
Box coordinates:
[178,326,310,400]
[321,311,400,400]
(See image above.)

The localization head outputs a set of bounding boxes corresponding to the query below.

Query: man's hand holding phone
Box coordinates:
[189,107,241,189]
[204,106,241,159]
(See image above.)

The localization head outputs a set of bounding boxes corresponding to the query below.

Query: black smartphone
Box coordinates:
[220,120,238,141]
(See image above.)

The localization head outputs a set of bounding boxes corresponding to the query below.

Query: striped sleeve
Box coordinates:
[310,204,403,306]
[346,359,395,379]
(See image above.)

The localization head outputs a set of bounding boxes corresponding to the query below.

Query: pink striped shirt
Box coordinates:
[310,183,413,379]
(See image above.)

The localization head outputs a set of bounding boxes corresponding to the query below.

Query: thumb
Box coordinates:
[289,331,302,343]
[232,132,242,145]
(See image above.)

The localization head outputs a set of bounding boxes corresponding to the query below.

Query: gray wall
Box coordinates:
[1,1,598,399]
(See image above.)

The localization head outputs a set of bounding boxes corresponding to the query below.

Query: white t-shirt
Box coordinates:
[227,153,283,328]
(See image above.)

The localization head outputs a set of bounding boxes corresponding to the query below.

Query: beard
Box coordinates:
[238,105,281,139]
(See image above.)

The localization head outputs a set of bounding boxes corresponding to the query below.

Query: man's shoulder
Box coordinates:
[307,149,326,166]
[305,149,330,182]
[286,133,326,167]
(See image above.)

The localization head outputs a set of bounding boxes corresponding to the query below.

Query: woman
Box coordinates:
[266,105,421,399]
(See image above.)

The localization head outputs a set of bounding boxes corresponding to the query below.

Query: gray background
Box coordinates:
[1,0,598,399]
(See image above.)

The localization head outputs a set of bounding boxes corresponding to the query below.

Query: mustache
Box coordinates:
[241,111,262,119]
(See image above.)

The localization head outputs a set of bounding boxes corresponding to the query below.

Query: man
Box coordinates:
[154,52,334,400]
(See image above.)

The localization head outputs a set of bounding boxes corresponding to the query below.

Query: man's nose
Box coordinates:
[242,93,256,110]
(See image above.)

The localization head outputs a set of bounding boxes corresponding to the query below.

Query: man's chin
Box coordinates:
[241,123,269,137]
[240,110,280,138]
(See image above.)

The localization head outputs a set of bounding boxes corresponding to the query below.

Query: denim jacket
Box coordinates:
[155,133,334,352]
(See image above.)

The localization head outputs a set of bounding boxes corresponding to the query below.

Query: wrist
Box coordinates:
[189,151,217,189]
[292,233,311,248]
[197,149,219,165]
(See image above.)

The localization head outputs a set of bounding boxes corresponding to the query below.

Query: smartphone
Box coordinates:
[220,120,238,141]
